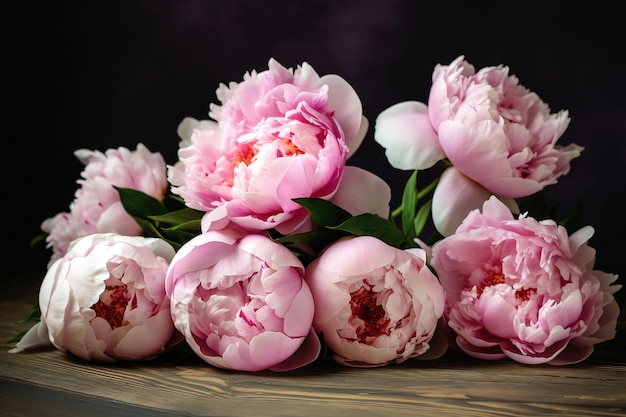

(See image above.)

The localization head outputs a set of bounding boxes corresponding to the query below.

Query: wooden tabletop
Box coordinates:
[1,270,624,417]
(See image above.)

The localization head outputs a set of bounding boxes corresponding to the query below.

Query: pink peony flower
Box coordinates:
[374,55,583,236]
[430,196,621,365]
[168,58,390,235]
[304,236,447,367]
[42,143,168,265]
[11,233,177,362]
[165,230,320,372]
[430,56,582,199]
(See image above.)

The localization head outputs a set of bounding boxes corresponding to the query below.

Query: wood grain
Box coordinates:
[1,271,624,417]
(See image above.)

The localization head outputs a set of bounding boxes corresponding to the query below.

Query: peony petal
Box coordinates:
[476,290,518,339]
[455,335,507,361]
[374,101,443,170]
[330,166,391,219]
[269,328,321,371]
[432,167,492,237]
[317,73,366,156]
[8,321,53,353]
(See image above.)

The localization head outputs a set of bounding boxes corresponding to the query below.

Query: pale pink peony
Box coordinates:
[165,230,320,372]
[374,55,583,236]
[304,236,447,367]
[168,58,389,235]
[430,196,621,365]
[42,143,168,265]
[11,233,177,362]
[430,55,581,198]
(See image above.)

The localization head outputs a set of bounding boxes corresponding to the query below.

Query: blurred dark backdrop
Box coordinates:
[7,1,625,302]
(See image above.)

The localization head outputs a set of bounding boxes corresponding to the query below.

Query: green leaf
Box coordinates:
[115,186,168,218]
[9,303,41,344]
[8,328,30,344]
[292,198,352,230]
[161,219,203,232]
[133,217,165,238]
[163,193,189,210]
[272,229,349,255]
[329,213,408,248]
[17,303,41,323]
[413,199,432,239]
[149,208,204,230]
[115,187,203,248]
[401,170,418,235]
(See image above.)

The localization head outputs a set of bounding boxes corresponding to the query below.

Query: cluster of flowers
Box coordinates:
[11,56,621,371]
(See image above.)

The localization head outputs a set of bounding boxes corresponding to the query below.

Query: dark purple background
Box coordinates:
[8,1,625,301]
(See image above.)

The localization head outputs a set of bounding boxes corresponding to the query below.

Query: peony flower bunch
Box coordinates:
[11,56,620,371]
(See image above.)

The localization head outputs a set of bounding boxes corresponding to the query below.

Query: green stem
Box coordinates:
[391,175,440,220]
[417,176,439,200]
[391,205,402,219]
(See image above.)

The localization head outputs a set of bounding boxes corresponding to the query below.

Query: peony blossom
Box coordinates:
[430,196,621,365]
[11,233,177,362]
[165,230,320,372]
[168,58,390,236]
[304,236,446,367]
[430,55,582,198]
[374,55,583,236]
[42,144,168,265]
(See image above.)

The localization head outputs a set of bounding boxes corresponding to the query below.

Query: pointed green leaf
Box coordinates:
[149,208,204,229]
[293,198,352,230]
[115,186,168,218]
[133,217,166,239]
[17,303,41,323]
[161,219,203,232]
[163,192,190,211]
[401,170,418,235]
[413,199,432,239]
[329,213,407,248]
[8,328,30,344]
[9,303,42,344]
[272,229,349,254]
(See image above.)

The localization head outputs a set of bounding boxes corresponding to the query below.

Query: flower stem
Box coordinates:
[391,176,440,220]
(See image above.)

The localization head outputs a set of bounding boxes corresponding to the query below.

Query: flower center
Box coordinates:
[277,138,305,157]
[476,271,536,303]
[349,285,390,343]
[232,144,257,166]
[484,272,505,287]
[515,287,535,301]
[91,284,129,329]
[475,271,505,297]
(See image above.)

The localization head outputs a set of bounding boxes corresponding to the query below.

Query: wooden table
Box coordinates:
[1,270,624,417]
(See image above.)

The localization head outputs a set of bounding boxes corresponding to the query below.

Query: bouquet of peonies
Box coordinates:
[10,56,621,370]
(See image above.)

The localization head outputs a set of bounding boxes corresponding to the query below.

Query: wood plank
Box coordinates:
[2,270,625,417]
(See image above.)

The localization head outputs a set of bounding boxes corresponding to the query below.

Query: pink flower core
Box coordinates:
[232,144,256,167]
[349,285,390,343]
[91,285,129,329]
[483,272,505,290]
[276,138,305,158]
[474,270,536,303]
[515,288,535,302]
